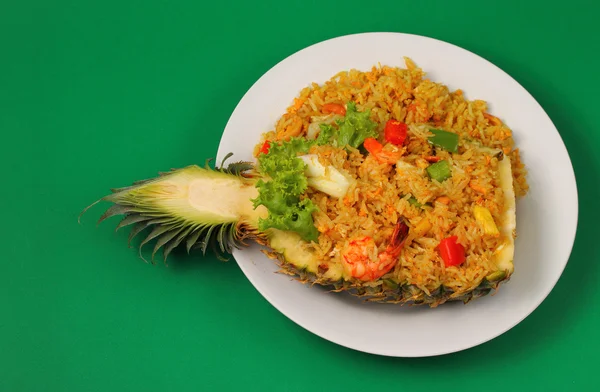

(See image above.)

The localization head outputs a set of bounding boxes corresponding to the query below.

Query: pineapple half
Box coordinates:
[82,153,517,307]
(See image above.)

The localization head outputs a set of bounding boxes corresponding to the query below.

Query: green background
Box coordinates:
[2,0,598,390]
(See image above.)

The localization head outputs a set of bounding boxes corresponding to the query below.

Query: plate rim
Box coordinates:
[216,31,579,357]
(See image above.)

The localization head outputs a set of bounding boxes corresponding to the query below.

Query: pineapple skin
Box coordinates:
[266,244,510,308]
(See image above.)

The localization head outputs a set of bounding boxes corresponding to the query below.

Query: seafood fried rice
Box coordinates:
[253,57,528,305]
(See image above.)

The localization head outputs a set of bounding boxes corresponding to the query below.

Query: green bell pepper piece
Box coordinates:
[428,129,459,153]
[426,160,452,182]
[408,196,422,208]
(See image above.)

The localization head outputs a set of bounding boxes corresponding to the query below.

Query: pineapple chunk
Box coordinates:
[473,205,500,236]
[299,154,352,198]
[269,230,319,272]
[412,217,432,238]
[269,229,343,281]
[495,156,516,273]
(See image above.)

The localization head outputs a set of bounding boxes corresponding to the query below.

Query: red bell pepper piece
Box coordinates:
[438,236,466,267]
[260,140,271,155]
[384,120,408,146]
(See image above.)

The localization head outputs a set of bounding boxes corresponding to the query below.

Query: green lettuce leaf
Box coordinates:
[258,138,313,175]
[257,198,319,242]
[252,179,300,215]
[253,137,318,242]
[334,101,378,149]
[315,123,334,146]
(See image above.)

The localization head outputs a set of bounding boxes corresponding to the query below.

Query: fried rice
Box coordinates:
[254,58,528,297]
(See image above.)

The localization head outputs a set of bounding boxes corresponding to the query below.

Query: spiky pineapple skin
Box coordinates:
[266,251,511,307]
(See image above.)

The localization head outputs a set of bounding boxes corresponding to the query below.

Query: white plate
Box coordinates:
[216,32,578,357]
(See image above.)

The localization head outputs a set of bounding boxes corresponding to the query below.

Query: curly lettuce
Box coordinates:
[313,102,377,149]
[334,101,378,148]
[255,198,318,242]
[315,123,334,146]
[252,138,319,242]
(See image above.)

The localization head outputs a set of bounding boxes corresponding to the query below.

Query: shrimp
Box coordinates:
[363,137,404,164]
[342,221,409,281]
[276,113,304,141]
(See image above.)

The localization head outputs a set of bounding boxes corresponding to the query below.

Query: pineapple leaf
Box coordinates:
[139,225,173,263]
[185,227,204,254]
[128,221,151,248]
[151,227,184,264]
[219,152,234,168]
[115,214,150,232]
[223,161,255,177]
[163,225,194,261]
[217,224,228,253]
[201,225,217,254]
[97,205,134,225]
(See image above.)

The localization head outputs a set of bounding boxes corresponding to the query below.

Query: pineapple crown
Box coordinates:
[79,153,263,264]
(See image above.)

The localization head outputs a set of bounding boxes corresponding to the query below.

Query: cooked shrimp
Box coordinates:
[363,137,404,164]
[276,113,304,140]
[342,221,409,281]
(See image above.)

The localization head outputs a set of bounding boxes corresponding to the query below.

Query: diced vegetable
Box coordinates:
[260,140,271,155]
[426,160,452,182]
[412,218,432,237]
[322,103,346,116]
[425,155,441,163]
[469,181,487,194]
[435,196,451,205]
[299,154,352,198]
[428,129,459,153]
[384,120,408,146]
[408,196,422,208]
[473,205,500,236]
[438,236,466,267]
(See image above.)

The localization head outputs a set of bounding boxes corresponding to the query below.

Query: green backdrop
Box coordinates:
[2,1,598,391]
